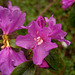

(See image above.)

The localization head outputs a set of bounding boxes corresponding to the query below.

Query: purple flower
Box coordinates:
[45,15,71,46]
[16,21,58,65]
[60,0,75,9]
[38,60,49,68]
[0,1,26,35]
[0,1,27,75]
[0,47,27,75]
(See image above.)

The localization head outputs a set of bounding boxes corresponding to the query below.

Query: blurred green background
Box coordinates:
[0,0,75,75]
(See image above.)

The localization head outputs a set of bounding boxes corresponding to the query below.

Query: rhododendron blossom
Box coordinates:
[60,0,75,9]
[16,21,58,65]
[33,15,71,46]
[0,1,27,75]
[0,47,27,75]
[0,1,26,35]
[45,15,71,46]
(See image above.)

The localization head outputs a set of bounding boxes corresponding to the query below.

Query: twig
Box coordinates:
[26,50,32,58]
[39,0,56,16]
[34,0,56,20]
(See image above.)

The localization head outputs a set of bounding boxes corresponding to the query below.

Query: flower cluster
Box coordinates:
[60,0,75,9]
[0,1,27,75]
[16,15,70,66]
[0,1,71,75]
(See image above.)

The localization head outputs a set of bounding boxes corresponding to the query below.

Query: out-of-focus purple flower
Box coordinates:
[45,15,71,46]
[16,21,58,65]
[0,47,27,75]
[0,1,26,35]
[60,0,75,9]
[38,60,49,68]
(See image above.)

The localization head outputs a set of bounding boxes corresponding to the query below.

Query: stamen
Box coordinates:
[38,39,43,45]
[34,36,43,45]
[1,35,10,48]
[6,40,10,47]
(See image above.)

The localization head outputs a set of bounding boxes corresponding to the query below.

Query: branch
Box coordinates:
[34,0,56,20]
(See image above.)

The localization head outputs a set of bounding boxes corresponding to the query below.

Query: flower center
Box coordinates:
[1,35,10,48]
[34,36,43,45]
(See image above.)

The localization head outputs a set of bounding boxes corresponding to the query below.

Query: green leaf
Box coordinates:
[10,39,20,48]
[69,5,75,27]
[11,61,36,75]
[16,29,28,35]
[45,50,64,75]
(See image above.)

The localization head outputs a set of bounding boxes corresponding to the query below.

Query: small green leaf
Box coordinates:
[45,50,64,74]
[10,39,20,48]
[11,61,36,75]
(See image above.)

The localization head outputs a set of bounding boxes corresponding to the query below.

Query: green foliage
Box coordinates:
[11,61,36,75]
[40,69,55,75]
[45,50,64,75]
[69,5,75,27]
[9,39,20,48]
[66,34,72,41]
[16,29,28,35]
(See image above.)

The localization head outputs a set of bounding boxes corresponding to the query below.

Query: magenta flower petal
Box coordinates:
[32,45,49,65]
[38,60,49,68]
[0,8,10,33]
[49,29,71,46]
[8,1,20,11]
[59,39,71,46]
[36,16,46,28]
[0,47,27,75]
[10,50,27,66]
[60,0,75,9]
[28,21,41,37]
[16,34,37,49]
[6,11,26,34]
[0,1,26,35]
[41,40,58,51]
[45,15,56,25]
